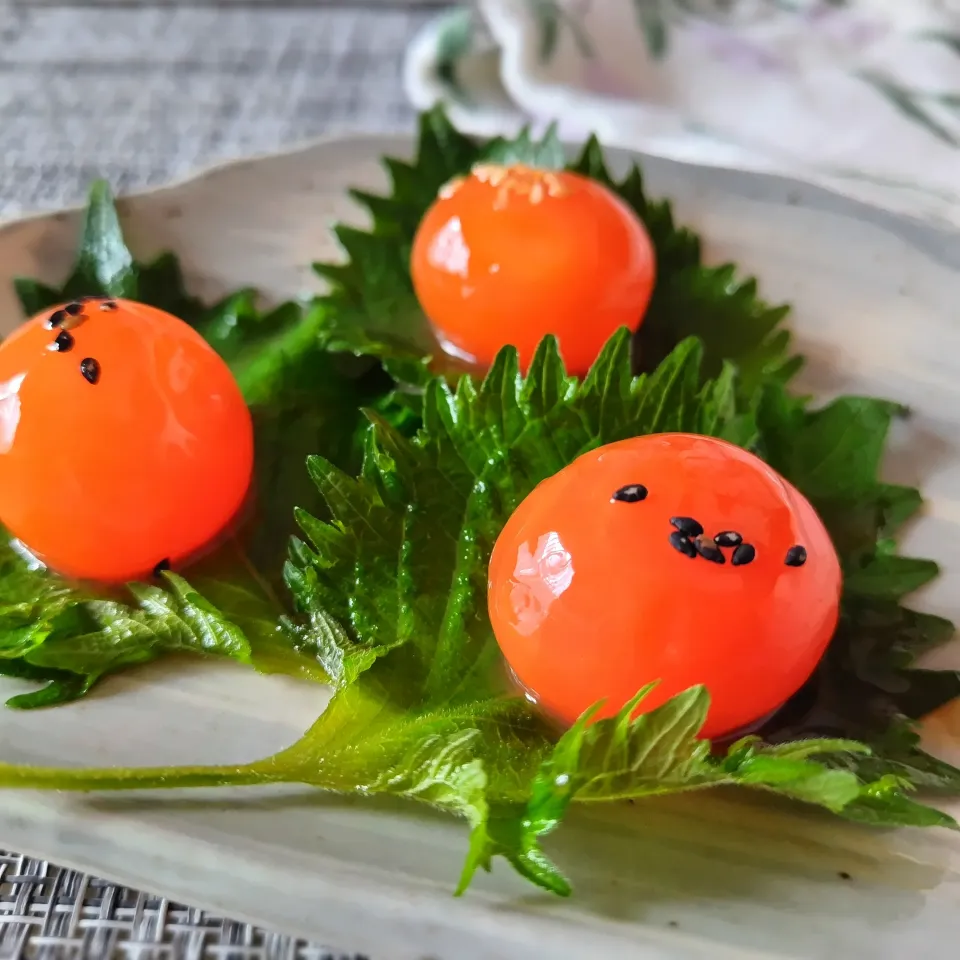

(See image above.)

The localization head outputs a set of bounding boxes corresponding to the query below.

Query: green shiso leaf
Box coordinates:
[751,381,960,788]
[312,106,794,396]
[1,112,958,898]
[14,181,196,323]
[3,183,391,703]
[1,335,955,898]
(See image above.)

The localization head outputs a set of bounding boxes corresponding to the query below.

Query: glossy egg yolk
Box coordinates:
[410,164,656,375]
[0,297,254,583]
[488,433,841,740]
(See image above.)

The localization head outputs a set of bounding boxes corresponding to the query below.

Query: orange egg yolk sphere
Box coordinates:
[0,297,254,583]
[488,434,842,740]
[410,164,656,375]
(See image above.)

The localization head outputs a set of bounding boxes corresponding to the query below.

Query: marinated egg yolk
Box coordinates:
[0,297,254,583]
[487,433,841,740]
[410,164,656,375]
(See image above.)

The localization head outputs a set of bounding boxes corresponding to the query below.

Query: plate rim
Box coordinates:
[4,127,959,269]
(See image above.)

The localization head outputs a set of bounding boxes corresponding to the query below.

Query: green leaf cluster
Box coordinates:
[1,110,958,897]
[2,334,954,896]
[306,105,960,800]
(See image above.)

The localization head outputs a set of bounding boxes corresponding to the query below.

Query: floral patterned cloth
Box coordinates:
[404,1,960,228]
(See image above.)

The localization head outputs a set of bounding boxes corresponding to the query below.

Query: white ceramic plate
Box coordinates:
[3,136,960,960]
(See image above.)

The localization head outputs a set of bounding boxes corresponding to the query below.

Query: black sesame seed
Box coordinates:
[49,330,75,352]
[79,357,100,385]
[715,531,743,548]
[46,309,68,329]
[785,545,807,567]
[670,516,703,538]
[695,540,725,564]
[100,300,118,311]
[732,543,756,567]
[64,302,83,316]
[153,558,171,577]
[669,531,698,559]
[611,483,648,503]
[838,871,852,881]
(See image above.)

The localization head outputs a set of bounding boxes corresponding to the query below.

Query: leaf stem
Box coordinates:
[0,761,281,793]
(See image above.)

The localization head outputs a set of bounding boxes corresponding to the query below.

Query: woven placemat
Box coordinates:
[0,852,368,960]
[0,4,440,218]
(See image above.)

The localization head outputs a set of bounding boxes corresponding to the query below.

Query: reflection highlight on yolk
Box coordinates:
[0,374,25,454]
[509,531,575,637]
[427,216,470,278]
